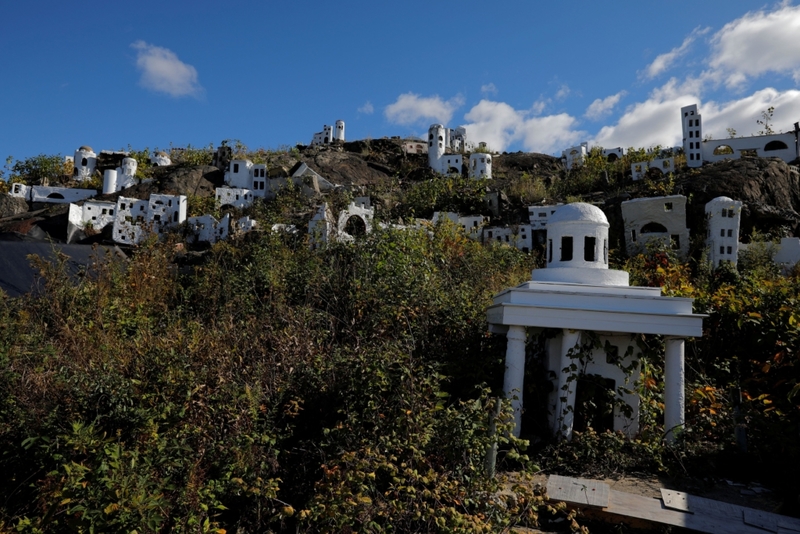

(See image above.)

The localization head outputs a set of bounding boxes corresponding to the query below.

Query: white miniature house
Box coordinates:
[469,153,492,179]
[487,203,704,441]
[621,195,690,258]
[427,124,464,175]
[73,146,97,182]
[112,194,187,245]
[311,120,345,146]
[705,196,742,268]
[562,143,589,170]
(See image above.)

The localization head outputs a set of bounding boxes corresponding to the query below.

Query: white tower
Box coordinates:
[682,104,703,168]
[102,169,117,195]
[705,196,742,268]
[334,120,345,142]
[428,124,446,171]
[469,153,492,179]
[73,146,97,182]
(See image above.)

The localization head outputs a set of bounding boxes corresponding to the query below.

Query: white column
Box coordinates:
[554,329,581,440]
[503,325,527,437]
[664,337,685,443]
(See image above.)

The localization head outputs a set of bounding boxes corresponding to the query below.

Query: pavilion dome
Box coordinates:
[549,202,608,226]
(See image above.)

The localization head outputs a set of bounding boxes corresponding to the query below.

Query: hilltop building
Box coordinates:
[311,120,345,146]
[681,103,800,168]
[705,196,743,268]
[621,195,690,258]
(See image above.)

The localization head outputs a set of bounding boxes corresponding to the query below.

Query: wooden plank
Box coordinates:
[546,475,609,508]
[743,509,778,532]
[604,488,760,534]
[661,489,692,513]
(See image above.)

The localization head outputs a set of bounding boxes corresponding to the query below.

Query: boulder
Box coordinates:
[160,165,224,197]
[678,157,800,236]
[0,195,30,218]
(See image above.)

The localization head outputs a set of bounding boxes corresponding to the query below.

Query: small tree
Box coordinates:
[756,106,775,135]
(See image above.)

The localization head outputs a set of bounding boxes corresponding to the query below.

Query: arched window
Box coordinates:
[607,153,618,162]
[641,222,668,234]
[765,140,789,151]
[713,145,734,155]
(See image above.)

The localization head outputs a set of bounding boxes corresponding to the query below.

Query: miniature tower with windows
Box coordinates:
[705,196,742,268]
[682,104,703,168]
[334,120,345,142]
[73,146,97,182]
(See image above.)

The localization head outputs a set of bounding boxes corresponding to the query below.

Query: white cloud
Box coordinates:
[384,93,465,126]
[591,79,699,149]
[585,91,627,120]
[462,99,585,154]
[643,27,709,80]
[709,4,800,87]
[555,84,571,101]
[131,41,202,98]
[481,83,497,96]
[358,101,374,115]
[703,87,800,137]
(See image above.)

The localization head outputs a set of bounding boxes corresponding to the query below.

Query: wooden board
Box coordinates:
[545,475,800,534]
[743,509,778,532]
[546,475,609,508]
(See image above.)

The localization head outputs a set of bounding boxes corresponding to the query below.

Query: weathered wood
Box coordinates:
[546,475,609,508]
[743,509,778,532]
[545,475,800,534]
[661,489,692,513]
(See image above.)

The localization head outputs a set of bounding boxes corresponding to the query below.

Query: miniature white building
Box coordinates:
[681,104,703,168]
[469,153,492,179]
[334,120,345,142]
[562,142,589,170]
[630,157,675,181]
[112,194,187,245]
[73,146,97,182]
[528,204,562,229]
[487,203,705,441]
[682,103,800,167]
[483,224,533,252]
[403,139,428,154]
[102,170,118,195]
[216,187,255,210]
[621,195,690,258]
[67,200,117,242]
[308,203,334,248]
[311,121,345,146]
[116,157,137,191]
[602,147,624,162]
[427,124,465,175]
[10,183,97,204]
[705,196,742,268]
[186,213,230,244]
[225,160,254,189]
[150,151,171,167]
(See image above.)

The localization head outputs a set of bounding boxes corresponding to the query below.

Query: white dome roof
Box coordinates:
[711,196,734,202]
[549,202,608,225]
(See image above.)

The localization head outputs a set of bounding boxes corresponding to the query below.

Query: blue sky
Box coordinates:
[3,1,800,162]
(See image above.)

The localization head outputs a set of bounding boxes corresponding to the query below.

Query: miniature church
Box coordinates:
[487,203,705,441]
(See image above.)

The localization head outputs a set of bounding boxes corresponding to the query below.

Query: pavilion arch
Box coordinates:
[47,192,65,200]
[765,140,789,151]
[641,222,668,234]
[713,145,734,156]
[606,153,619,163]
